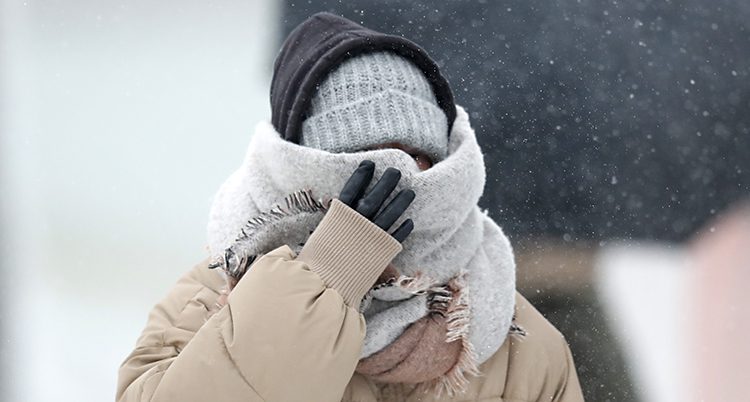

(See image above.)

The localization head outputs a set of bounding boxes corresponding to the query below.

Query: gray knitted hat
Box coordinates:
[300,51,449,163]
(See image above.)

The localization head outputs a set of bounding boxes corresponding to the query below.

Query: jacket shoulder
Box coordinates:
[499,291,583,401]
[512,291,568,355]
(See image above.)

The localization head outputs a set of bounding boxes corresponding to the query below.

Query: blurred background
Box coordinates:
[1,1,748,401]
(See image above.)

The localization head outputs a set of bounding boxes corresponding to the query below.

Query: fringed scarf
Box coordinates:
[206,105,517,396]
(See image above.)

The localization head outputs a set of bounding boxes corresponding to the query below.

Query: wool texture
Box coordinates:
[206,105,516,373]
[355,268,484,396]
[270,12,456,144]
[301,51,449,163]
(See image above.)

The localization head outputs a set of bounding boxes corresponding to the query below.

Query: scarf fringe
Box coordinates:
[373,270,483,398]
[360,270,434,312]
[425,272,482,398]
[208,188,329,282]
[394,272,434,295]
[509,317,528,337]
[207,187,521,397]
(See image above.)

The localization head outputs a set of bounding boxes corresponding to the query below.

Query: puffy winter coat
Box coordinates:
[116,198,584,401]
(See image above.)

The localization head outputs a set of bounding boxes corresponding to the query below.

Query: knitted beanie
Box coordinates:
[271,12,456,153]
[300,51,449,163]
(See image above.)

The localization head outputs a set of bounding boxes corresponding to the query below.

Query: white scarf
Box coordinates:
[206,105,516,365]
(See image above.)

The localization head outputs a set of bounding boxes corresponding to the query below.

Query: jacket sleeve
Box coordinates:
[116,198,402,402]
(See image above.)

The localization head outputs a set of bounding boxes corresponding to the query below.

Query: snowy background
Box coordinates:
[2,1,748,401]
[282,0,750,241]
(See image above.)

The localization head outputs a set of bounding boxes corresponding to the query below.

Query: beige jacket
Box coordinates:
[117,199,584,401]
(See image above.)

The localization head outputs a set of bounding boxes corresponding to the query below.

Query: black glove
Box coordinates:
[338,160,415,243]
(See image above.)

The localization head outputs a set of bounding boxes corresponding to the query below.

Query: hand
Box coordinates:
[338,160,415,243]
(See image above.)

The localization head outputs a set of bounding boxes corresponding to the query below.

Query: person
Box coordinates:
[116,12,584,402]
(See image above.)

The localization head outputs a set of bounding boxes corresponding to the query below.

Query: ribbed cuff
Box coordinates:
[300,89,449,163]
[295,198,403,307]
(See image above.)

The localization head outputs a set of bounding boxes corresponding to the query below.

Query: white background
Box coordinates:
[0,1,277,400]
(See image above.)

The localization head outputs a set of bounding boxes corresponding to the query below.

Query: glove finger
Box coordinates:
[339,160,375,207]
[372,189,415,230]
[390,219,414,243]
[356,167,401,219]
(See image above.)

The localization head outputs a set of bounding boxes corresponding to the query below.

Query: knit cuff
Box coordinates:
[295,198,403,307]
[301,88,449,163]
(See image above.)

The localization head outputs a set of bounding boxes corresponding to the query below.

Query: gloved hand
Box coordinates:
[338,160,415,243]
